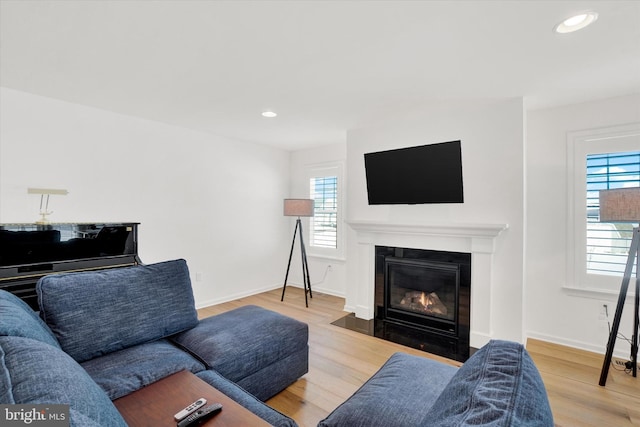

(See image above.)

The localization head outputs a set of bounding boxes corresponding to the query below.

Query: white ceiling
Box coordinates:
[1,1,639,150]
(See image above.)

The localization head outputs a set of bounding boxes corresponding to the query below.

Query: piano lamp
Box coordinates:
[598,187,640,386]
[281,199,314,307]
[27,187,69,224]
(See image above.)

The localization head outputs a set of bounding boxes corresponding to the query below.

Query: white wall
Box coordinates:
[287,143,347,297]
[8,84,638,355]
[0,88,291,307]
[291,94,640,354]
[526,94,640,355]
[345,98,526,343]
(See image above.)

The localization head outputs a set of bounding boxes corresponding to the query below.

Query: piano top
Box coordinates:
[0,222,139,227]
[0,222,141,311]
[0,222,139,268]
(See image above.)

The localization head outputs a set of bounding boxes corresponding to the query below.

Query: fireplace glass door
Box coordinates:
[385,257,458,327]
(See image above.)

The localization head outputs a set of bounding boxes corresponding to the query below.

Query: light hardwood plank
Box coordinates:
[527,338,640,426]
[199,288,640,427]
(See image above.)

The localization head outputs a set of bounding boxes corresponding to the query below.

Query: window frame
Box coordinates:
[305,161,345,260]
[566,123,640,295]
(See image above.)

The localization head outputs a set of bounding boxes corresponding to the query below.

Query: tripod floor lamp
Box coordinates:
[599,187,640,386]
[281,199,314,307]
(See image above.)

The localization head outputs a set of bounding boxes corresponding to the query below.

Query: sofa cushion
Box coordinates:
[0,336,127,427]
[171,305,308,399]
[318,352,457,427]
[0,289,60,348]
[424,340,554,426]
[37,259,198,362]
[81,339,206,400]
[196,370,298,427]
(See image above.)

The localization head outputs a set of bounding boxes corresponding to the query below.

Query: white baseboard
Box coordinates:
[354,305,373,320]
[526,330,628,359]
[196,282,346,310]
[198,287,628,362]
[279,281,346,299]
[470,331,492,349]
[310,286,346,299]
[195,283,281,309]
[343,304,356,313]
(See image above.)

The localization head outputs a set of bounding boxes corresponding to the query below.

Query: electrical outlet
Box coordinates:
[598,303,609,321]
[598,303,609,331]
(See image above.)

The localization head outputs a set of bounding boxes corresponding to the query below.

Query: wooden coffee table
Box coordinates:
[113,370,272,427]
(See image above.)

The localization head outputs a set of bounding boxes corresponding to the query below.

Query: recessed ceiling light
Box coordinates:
[554,11,598,34]
[262,111,277,118]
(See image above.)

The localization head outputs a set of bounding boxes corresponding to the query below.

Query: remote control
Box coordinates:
[177,403,222,427]
[173,398,207,421]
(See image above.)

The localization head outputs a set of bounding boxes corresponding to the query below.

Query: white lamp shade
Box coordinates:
[284,199,314,217]
[599,188,640,223]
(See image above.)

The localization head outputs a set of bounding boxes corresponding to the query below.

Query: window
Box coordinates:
[567,124,640,294]
[305,162,344,259]
[310,176,337,249]
[586,151,640,277]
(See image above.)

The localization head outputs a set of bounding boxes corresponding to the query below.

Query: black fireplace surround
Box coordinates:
[374,246,471,361]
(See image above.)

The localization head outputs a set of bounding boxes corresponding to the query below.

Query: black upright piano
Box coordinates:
[0,222,140,310]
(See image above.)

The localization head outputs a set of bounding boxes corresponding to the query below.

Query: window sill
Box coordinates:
[307,253,346,262]
[562,285,628,301]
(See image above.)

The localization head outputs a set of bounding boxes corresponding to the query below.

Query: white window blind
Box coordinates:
[586,151,640,277]
[310,176,338,249]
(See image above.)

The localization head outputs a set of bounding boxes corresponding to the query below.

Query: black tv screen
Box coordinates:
[364,140,464,205]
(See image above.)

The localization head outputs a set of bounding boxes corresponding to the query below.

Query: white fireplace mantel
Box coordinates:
[348,220,508,237]
[348,220,508,254]
[347,219,509,348]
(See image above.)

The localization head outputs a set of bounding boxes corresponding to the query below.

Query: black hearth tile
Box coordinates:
[331,313,374,335]
[331,313,471,362]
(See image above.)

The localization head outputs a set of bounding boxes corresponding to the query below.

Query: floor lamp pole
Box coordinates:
[281,218,313,307]
[599,227,640,386]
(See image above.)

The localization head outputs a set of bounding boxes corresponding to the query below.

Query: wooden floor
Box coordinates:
[198,288,640,427]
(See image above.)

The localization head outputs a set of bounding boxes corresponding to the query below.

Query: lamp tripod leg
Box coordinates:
[298,219,312,307]
[281,221,299,302]
[599,228,640,386]
[633,242,640,377]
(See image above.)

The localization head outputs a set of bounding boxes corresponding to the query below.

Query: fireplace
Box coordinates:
[375,246,470,361]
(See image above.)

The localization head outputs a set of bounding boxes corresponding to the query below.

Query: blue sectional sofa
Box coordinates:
[1,257,554,426]
[0,259,306,427]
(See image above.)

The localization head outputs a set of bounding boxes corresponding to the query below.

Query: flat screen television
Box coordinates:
[364,140,464,205]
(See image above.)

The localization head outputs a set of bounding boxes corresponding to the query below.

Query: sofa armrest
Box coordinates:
[0,336,127,426]
[196,370,298,427]
[424,340,554,426]
[318,352,457,427]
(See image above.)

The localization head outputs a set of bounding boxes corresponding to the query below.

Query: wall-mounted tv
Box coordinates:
[364,140,464,205]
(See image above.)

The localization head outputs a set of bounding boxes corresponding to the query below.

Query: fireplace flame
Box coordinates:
[400,291,448,316]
